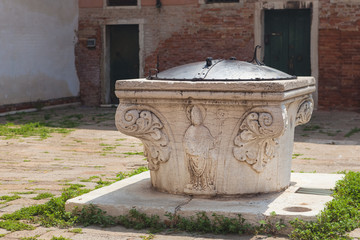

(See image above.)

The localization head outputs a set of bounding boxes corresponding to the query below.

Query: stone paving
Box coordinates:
[0,106,359,240]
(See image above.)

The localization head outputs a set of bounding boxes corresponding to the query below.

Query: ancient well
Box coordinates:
[115,56,315,197]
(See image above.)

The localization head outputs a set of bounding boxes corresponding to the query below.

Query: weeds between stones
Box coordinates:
[0,122,73,140]
[0,220,35,231]
[0,195,21,204]
[0,167,149,232]
[292,153,304,159]
[68,228,82,234]
[73,171,360,239]
[12,191,37,195]
[50,237,72,240]
[20,235,41,240]
[344,127,360,138]
[140,234,155,240]
[0,107,116,140]
[123,151,144,156]
[32,192,54,200]
[1,168,360,239]
[0,165,284,236]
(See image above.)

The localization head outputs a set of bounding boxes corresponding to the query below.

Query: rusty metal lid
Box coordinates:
[147,46,296,81]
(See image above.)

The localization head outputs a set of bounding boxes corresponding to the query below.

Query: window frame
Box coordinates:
[104,0,141,9]
[204,0,239,3]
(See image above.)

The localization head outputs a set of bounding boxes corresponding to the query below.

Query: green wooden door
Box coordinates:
[264,9,311,76]
[109,25,139,104]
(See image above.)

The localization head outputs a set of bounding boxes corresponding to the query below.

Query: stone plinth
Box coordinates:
[115,77,315,196]
[65,171,343,232]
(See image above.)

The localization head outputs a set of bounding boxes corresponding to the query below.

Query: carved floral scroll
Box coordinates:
[115,104,171,171]
[296,97,314,126]
[233,107,287,173]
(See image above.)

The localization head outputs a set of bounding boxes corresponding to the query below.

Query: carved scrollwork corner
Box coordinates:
[115,104,171,171]
[233,107,287,173]
[295,97,314,126]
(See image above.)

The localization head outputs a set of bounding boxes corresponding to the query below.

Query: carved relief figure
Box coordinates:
[233,108,286,173]
[115,104,171,171]
[296,97,314,126]
[183,105,216,194]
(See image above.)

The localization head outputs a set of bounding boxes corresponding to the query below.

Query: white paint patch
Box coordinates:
[0,0,79,105]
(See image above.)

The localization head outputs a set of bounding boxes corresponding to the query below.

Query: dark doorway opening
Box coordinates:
[264,9,311,76]
[108,25,139,104]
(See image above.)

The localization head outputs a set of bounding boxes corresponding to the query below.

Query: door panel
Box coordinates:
[292,10,311,76]
[108,25,139,104]
[264,9,311,76]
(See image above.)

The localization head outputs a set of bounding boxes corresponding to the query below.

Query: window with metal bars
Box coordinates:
[205,0,239,3]
[108,0,137,6]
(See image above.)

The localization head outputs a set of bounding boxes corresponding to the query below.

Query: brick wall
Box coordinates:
[145,4,255,74]
[318,1,360,110]
[77,0,360,110]
[76,16,103,106]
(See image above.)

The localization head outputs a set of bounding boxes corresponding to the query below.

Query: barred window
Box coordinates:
[108,0,137,6]
[205,0,239,3]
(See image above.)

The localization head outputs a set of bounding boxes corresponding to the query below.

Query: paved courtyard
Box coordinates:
[0,106,359,240]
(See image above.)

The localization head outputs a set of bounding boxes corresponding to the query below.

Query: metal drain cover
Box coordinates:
[283,206,312,212]
[296,187,333,196]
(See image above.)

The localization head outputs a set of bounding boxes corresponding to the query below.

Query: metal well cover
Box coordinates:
[149,59,296,81]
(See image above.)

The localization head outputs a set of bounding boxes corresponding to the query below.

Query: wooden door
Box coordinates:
[264,9,311,76]
[108,25,139,104]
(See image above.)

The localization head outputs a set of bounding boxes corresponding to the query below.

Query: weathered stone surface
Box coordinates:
[115,77,315,196]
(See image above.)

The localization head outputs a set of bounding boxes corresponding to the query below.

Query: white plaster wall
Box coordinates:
[0,0,79,105]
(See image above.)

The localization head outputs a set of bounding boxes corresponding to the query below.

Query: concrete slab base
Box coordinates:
[65,172,343,230]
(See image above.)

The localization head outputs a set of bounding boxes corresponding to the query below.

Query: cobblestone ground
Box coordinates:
[0,106,359,240]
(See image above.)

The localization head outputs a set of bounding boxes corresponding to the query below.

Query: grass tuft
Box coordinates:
[1,184,90,228]
[116,166,148,180]
[302,124,321,131]
[123,151,144,156]
[0,195,21,204]
[20,235,40,240]
[68,228,82,234]
[51,237,72,240]
[0,122,73,139]
[344,127,360,138]
[0,220,35,231]
[32,193,54,200]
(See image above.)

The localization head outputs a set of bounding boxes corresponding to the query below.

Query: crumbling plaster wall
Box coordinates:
[0,0,79,106]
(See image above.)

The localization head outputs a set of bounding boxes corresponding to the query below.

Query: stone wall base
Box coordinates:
[0,96,81,115]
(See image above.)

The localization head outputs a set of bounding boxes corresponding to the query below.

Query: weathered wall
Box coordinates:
[77,0,255,106]
[0,0,79,108]
[318,0,360,110]
[145,3,255,74]
[77,0,360,110]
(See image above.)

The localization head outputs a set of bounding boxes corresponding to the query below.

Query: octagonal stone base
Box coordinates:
[115,77,315,196]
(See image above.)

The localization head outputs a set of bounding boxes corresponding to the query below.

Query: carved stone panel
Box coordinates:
[233,107,287,173]
[296,97,314,126]
[183,105,217,195]
[115,104,171,171]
